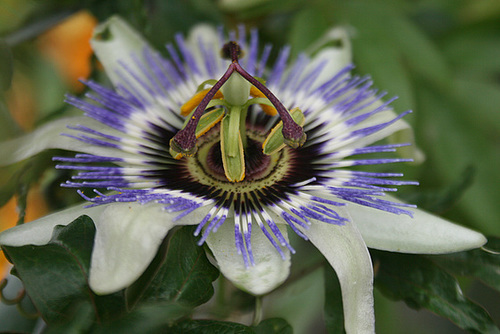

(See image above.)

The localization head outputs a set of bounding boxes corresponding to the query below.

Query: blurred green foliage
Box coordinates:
[1,0,499,333]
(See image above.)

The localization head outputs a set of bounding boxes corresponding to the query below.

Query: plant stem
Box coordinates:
[252,296,263,326]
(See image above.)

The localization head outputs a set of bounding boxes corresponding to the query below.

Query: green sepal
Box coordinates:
[262,108,305,155]
[220,112,245,182]
[195,108,225,138]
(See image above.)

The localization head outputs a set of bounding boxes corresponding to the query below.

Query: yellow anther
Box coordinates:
[250,86,277,116]
[181,88,224,116]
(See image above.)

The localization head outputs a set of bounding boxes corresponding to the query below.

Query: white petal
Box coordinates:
[302,208,375,334]
[350,195,487,254]
[0,116,138,166]
[0,203,105,246]
[187,24,219,46]
[206,219,291,296]
[306,27,352,89]
[303,27,424,163]
[90,16,150,88]
[88,201,203,294]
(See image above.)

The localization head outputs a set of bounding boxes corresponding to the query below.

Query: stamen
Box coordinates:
[250,86,277,116]
[180,88,224,116]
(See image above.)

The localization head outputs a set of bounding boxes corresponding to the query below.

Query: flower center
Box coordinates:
[207,139,271,181]
[170,41,306,183]
[186,126,290,191]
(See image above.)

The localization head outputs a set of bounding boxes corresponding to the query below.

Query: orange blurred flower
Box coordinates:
[7,11,97,131]
[0,187,48,276]
[37,10,97,91]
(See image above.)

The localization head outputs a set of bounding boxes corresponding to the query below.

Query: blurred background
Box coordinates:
[0,0,499,332]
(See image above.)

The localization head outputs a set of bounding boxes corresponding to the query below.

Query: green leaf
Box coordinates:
[373,251,500,333]
[340,2,416,112]
[288,8,329,58]
[452,78,500,133]
[253,318,292,334]
[93,302,190,334]
[0,96,21,141]
[219,0,305,20]
[85,0,222,50]
[1,215,126,324]
[431,237,500,292]
[323,265,345,334]
[389,15,451,88]
[458,0,500,23]
[32,54,70,119]
[43,301,95,334]
[2,8,75,46]
[127,226,219,308]
[0,151,54,208]
[170,319,255,334]
[416,85,500,235]
[443,31,500,80]
[0,39,13,91]
[399,165,475,214]
[44,301,190,334]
